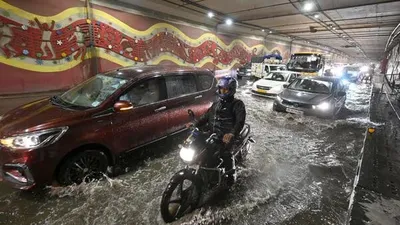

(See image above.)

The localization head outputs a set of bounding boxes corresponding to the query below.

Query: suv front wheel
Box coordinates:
[57,150,109,185]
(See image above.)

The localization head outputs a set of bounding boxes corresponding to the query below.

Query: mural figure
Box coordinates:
[68,26,87,60]
[120,38,134,57]
[252,47,258,56]
[34,18,56,58]
[0,21,16,58]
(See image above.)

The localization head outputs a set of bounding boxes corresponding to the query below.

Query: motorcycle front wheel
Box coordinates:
[160,169,201,223]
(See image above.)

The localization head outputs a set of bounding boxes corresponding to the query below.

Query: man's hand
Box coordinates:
[223,133,234,144]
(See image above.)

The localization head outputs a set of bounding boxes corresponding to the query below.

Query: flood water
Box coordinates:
[0,80,372,225]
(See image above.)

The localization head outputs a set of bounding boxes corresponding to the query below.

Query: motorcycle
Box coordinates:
[160,110,255,223]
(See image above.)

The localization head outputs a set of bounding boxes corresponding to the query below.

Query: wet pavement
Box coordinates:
[349,81,400,225]
[0,80,372,225]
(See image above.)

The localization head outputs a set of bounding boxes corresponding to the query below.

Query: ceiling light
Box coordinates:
[314,14,320,18]
[262,29,265,32]
[333,27,336,30]
[269,30,273,33]
[225,18,233,25]
[207,12,214,18]
[303,2,314,11]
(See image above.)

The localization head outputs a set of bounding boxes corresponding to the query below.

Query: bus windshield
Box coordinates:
[287,54,321,72]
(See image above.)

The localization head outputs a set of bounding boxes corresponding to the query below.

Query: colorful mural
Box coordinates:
[0,1,290,73]
[0,0,335,94]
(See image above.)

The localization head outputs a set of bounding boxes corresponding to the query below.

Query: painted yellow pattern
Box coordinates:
[0,49,242,72]
[0,1,270,51]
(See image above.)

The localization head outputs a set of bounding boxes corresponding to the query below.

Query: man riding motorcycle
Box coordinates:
[188,76,246,185]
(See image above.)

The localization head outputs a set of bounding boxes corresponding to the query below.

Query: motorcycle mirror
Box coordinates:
[188,109,195,120]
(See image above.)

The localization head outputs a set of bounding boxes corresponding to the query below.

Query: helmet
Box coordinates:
[217,76,237,99]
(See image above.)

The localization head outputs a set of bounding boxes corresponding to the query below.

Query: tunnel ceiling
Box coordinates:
[105,0,400,61]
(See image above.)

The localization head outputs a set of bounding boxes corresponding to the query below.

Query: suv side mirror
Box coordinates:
[283,84,288,88]
[114,100,133,112]
[337,91,346,97]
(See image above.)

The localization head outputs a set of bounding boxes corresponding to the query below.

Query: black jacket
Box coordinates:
[195,97,246,137]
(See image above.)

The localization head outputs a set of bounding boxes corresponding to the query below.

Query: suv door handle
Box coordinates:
[154,106,166,112]
[195,95,202,99]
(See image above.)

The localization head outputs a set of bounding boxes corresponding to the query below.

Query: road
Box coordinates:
[0,80,372,225]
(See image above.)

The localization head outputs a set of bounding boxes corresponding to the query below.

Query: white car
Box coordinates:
[251,71,301,98]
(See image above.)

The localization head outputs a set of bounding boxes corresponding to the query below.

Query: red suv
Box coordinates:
[0,66,217,190]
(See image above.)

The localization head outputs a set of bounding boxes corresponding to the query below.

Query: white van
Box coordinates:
[252,62,287,79]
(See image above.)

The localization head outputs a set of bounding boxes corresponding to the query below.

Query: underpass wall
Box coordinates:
[0,0,329,95]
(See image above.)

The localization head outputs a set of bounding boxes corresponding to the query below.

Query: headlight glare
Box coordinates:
[315,102,330,111]
[179,147,195,162]
[361,66,368,72]
[0,127,68,150]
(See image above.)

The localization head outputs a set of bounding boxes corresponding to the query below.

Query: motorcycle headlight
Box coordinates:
[313,102,330,111]
[0,127,68,150]
[179,147,195,162]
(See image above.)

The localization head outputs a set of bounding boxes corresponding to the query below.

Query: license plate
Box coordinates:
[257,89,267,93]
[286,108,303,115]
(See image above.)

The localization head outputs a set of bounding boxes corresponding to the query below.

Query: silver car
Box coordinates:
[273,77,346,118]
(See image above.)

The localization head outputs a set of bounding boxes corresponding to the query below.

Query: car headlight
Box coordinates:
[179,147,195,162]
[276,95,283,102]
[313,102,330,111]
[270,86,283,92]
[0,127,68,150]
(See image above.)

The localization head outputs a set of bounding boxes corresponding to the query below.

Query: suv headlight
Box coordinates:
[0,127,68,150]
[276,95,283,102]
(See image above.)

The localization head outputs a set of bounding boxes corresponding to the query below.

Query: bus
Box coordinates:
[286,52,325,76]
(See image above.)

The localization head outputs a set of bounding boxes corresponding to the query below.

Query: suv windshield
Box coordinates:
[288,79,332,94]
[264,72,288,82]
[59,75,127,108]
